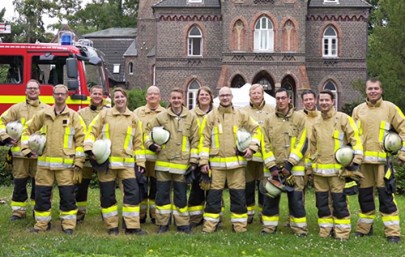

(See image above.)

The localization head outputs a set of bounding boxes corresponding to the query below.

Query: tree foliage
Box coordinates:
[367,0,405,110]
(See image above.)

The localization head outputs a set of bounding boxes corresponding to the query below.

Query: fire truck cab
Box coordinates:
[0,32,110,114]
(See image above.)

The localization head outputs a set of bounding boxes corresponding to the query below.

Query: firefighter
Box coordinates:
[200,86,260,233]
[0,79,48,221]
[133,85,165,224]
[309,90,363,240]
[261,88,308,236]
[75,85,109,223]
[352,78,405,243]
[21,84,85,234]
[187,86,214,227]
[84,87,146,235]
[144,87,199,234]
[241,84,274,224]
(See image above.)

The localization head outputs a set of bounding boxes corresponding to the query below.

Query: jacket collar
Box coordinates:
[112,106,132,116]
[321,107,336,120]
[144,104,165,114]
[249,100,266,110]
[167,106,188,117]
[366,97,383,107]
[26,99,40,107]
[218,104,234,113]
[276,103,294,118]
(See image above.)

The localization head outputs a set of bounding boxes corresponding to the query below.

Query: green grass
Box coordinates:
[0,186,404,257]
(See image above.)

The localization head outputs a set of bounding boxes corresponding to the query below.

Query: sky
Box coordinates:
[1,0,91,32]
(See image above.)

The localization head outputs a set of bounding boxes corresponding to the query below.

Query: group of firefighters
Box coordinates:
[0,78,404,243]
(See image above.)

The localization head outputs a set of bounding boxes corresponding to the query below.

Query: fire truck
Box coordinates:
[0,32,110,114]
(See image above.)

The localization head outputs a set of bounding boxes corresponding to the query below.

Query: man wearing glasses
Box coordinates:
[261,88,308,236]
[200,86,260,233]
[21,84,86,234]
[0,79,48,221]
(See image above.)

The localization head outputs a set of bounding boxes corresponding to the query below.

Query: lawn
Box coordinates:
[0,186,404,257]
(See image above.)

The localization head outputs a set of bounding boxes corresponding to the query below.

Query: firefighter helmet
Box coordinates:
[236,128,252,152]
[28,133,46,156]
[150,126,170,145]
[259,178,284,198]
[6,121,23,140]
[92,139,111,164]
[335,146,354,167]
[383,132,402,154]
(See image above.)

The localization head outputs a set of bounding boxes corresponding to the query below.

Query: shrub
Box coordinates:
[0,146,13,186]
[127,88,147,111]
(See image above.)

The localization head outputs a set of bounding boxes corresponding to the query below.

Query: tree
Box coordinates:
[367,0,405,110]
[10,0,55,43]
[67,0,138,35]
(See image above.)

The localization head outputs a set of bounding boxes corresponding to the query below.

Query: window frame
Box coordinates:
[322,26,338,58]
[188,26,203,57]
[254,16,274,52]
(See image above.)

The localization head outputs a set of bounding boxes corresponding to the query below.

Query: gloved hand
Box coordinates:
[85,150,94,159]
[185,164,198,184]
[6,149,13,164]
[199,168,212,191]
[285,175,296,186]
[338,169,364,182]
[149,144,160,153]
[135,164,147,202]
[281,162,293,178]
[72,166,82,184]
[270,166,280,178]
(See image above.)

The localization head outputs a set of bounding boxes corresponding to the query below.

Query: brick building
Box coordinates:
[129,0,371,109]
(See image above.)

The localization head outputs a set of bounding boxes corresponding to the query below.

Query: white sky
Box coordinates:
[1,0,91,32]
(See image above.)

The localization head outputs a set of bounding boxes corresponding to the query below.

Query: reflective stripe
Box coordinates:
[64,127,75,149]
[76,146,85,158]
[212,127,219,149]
[110,156,135,168]
[156,203,172,215]
[35,210,52,222]
[122,206,140,217]
[102,204,118,218]
[173,209,189,217]
[76,201,87,208]
[262,215,279,226]
[60,209,78,220]
[318,217,333,228]
[124,126,134,153]
[37,156,74,168]
[290,216,307,228]
[334,218,351,229]
[155,161,188,174]
[209,156,246,169]
[382,215,400,226]
[312,163,342,176]
[189,206,204,216]
[291,165,305,176]
[204,212,221,222]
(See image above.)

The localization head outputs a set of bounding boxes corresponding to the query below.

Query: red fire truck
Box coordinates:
[0,32,110,114]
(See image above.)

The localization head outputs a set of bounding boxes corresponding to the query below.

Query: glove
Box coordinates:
[6,149,13,164]
[270,166,280,178]
[72,166,82,184]
[135,164,148,201]
[185,164,198,184]
[90,158,110,173]
[384,164,396,194]
[338,169,364,182]
[281,162,292,178]
[149,144,159,152]
[199,168,212,191]
[285,175,296,186]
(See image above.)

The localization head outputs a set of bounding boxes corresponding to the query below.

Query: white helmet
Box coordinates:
[6,121,23,140]
[28,133,46,156]
[259,178,284,198]
[335,146,354,167]
[151,126,170,145]
[92,139,111,164]
[236,128,252,152]
[383,132,402,154]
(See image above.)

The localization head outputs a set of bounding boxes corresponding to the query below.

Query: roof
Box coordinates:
[309,0,372,8]
[82,28,137,38]
[154,0,221,8]
[123,40,137,57]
